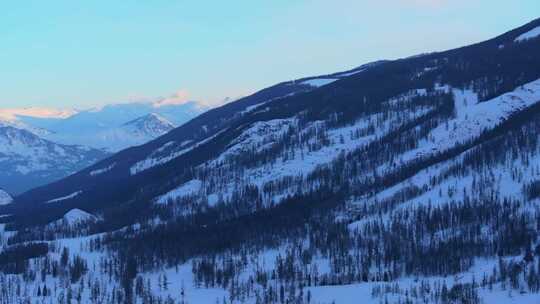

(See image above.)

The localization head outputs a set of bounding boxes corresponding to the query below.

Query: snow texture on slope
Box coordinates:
[515,26,540,42]
[61,209,97,225]
[46,191,82,204]
[0,125,108,194]
[0,189,12,205]
[89,163,116,176]
[400,79,540,163]
[156,90,435,206]
[301,78,338,87]
[130,129,227,175]
[156,179,203,205]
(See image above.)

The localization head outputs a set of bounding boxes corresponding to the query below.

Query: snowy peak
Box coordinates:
[0,188,12,205]
[122,113,175,137]
[62,208,97,224]
[48,208,98,226]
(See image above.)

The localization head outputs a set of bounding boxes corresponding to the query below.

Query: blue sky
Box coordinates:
[1,0,538,108]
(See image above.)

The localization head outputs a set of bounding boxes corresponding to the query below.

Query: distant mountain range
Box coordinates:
[15,100,206,152]
[0,100,208,193]
[0,125,108,194]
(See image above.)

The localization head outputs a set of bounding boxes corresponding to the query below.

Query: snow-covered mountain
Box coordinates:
[25,101,206,152]
[42,112,177,152]
[2,18,540,304]
[0,87,212,196]
[49,208,97,226]
[0,126,109,194]
[0,189,12,205]
[108,113,176,149]
[1,100,206,152]
[0,118,51,137]
[123,113,175,137]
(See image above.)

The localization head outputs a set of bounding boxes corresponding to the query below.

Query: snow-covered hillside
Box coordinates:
[0,189,12,205]
[515,25,540,42]
[58,209,97,225]
[0,126,108,194]
[0,118,52,137]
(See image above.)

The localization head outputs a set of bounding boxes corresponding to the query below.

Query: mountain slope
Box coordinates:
[11,18,540,221]
[0,189,12,205]
[0,117,52,137]
[0,126,109,194]
[9,62,381,217]
[122,113,175,137]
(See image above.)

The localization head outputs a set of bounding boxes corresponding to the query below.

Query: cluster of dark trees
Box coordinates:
[0,243,48,274]
[371,281,482,304]
[0,242,188,304]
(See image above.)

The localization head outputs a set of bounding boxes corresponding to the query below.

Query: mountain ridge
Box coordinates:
[8,17,540,221]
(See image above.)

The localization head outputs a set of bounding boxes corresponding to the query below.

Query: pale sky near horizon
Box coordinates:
[0,1,538,109]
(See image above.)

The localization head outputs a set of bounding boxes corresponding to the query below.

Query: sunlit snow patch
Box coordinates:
[46,191,82,203]
[156,179,203,205]
[301,78,337,87]
[130,129,227,175]
[60,208,97,225]
[515,26,540,42]
[89,163,116,176]
[0,189,12,205]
